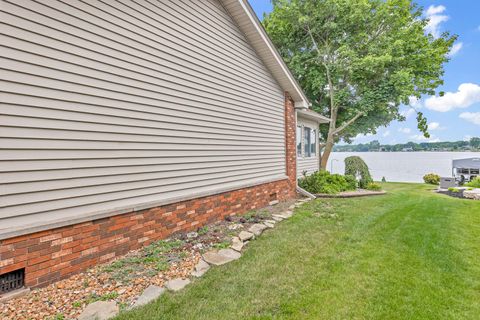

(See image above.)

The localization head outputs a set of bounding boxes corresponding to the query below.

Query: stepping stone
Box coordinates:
[78,301,118,320]
[238,231,254,241]
[191,259,210,277]
[288,204,296,210]
[133,285,165,308]
[271,215,284,221]
[202,249,241,266]
[165,278,191,291]
[230,237,244,252]
[264,219,276,224]
[269,200,279,206]
[263,221,275,229]
[248,223,267,236]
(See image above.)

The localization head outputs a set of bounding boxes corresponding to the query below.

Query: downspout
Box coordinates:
[294,106,317,200]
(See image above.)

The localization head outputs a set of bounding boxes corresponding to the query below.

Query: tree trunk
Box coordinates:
[320,134,335,170]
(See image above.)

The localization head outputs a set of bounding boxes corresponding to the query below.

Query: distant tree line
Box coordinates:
[334,137,480,152]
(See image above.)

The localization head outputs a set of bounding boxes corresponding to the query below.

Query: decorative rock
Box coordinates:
[165,278,191,291]
[288,204,296,210]
[264,219,276,224]
[193,243,204,250]
[78,301,119,320]
[227,223,243,230]
[269,200,279,206]
[277,211,293,219]
[271,214,284,221]
[133,285,165,308]
[263,222,275,229]
[191,259,210,277]
[231,237,244,252]
[464,189,480,200]
[186,232,198,239]
[248,223,267,236]
[238,231,254,241]
[202,249,241,266]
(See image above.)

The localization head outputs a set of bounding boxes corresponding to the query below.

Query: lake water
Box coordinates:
[329,152,480,183]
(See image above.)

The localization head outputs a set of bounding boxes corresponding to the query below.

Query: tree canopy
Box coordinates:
[263,0,456,168]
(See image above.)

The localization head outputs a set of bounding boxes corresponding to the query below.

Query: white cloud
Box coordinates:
[401,108,416,119]
[398,127,412,134]
[408,96,421,107]
[410,134,440,142]
[383,130,391,137]
[425,5,449,38]
[428,122,445,131]
[424,83,480,112]
[459,112,480,125]
[448,42,463,57]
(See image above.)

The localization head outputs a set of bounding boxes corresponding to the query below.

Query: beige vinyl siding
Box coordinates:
[297,117,319,177]
[0,0,286,229]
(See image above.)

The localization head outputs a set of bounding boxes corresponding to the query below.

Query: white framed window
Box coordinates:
[304,127,312,157]
[296,126,302,157]
[311,129,317,156]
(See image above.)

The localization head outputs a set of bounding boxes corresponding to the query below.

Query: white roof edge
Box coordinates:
[296,108,330,123]
[220,0,310,107]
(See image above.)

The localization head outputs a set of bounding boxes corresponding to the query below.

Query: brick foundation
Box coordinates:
[0,93,297,289]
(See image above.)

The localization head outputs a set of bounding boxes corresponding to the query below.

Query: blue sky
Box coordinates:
[250,0,480,144]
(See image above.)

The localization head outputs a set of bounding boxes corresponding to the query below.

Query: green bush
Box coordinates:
[466,177,480,188]
[344,175,358,190]
[344,156,373,188]
[448,187,460,193]
[298,170,356,194]
[423,173,440,185]
[366,182,382,191]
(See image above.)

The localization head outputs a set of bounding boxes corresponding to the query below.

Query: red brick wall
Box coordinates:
[0,92,297,289]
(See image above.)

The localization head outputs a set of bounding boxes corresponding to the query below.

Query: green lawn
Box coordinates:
[116,183,480,320]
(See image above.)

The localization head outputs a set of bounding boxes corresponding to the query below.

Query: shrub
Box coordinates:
[466,177,480,188]
[448,187,460,193]
[381,176,387,182]
[423,173,440,185]
[366,182,382,191]
[298,170,356,194]
[344,175,358,190]
[344,156,373,188]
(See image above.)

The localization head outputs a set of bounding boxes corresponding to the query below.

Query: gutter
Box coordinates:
[296,186,317,200]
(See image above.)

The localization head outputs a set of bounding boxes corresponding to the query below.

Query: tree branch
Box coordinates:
[332,111,364,135]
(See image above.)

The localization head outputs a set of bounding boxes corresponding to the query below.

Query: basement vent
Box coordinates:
[269,192,278,201]
[0,269,25,295]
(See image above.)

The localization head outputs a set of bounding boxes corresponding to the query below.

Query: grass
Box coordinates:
[115,183,480,320]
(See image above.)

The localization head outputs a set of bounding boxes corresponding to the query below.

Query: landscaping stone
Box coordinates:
[277,211,293,219]
[186,232,198,239]
[133,285,165,308]
[464,189,480,200]
[265,219,276,224]
[227,223,243,230]
[191,259,210,277]
[263,221,275,229]
[165,278,191,291]
[271,215,284,221]
[231,237,244,251]
[202,249,241,266]
[248,223,268,236]
[238,231,254,241]
[288,204,296,210]
[269,200,279,206]
[78,301,118,320]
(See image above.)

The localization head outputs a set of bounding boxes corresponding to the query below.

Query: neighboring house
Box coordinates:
[0,0,328,290]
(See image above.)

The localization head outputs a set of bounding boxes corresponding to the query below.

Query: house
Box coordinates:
[0,0,329,290]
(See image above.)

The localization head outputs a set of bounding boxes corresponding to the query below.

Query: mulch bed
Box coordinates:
[315,189,386,198]
[0,199,297,320]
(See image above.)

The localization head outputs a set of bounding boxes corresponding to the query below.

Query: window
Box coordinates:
[296,126,302,157]
[311,129,317,156]
[304,127,312,157]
